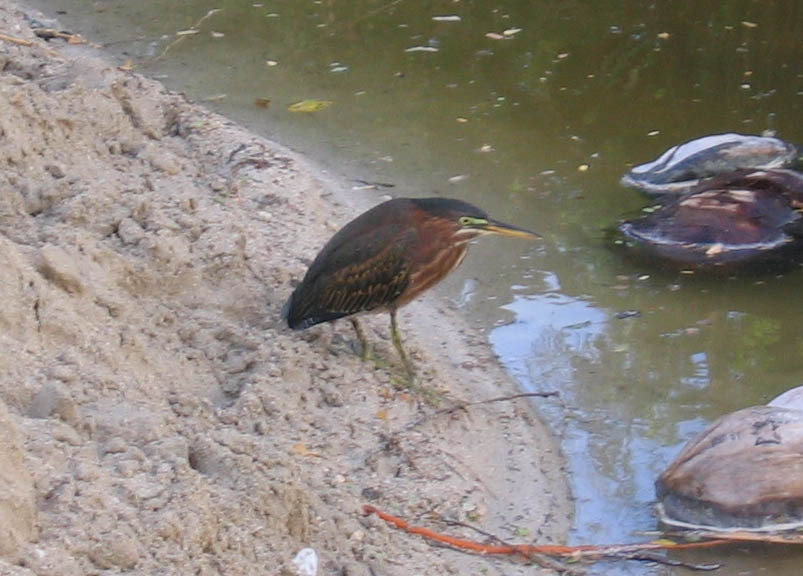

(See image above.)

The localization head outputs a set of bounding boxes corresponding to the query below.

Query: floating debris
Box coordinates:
[432,15,461,22]
[615,310,642,319]
[405,46,439,53]
[253,97,271,109]
[288,99,332,113]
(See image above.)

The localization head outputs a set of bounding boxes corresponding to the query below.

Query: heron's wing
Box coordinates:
[285,225,416,329]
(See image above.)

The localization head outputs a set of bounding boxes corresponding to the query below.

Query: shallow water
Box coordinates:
[34,0,803,572]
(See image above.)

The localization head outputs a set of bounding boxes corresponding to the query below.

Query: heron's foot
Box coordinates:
[390,370,443,405]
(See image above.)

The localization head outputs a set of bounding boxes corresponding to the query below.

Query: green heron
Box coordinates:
[283,197,540,376]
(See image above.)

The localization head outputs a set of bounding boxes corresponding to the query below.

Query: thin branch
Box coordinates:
[402,391,559,433]
[364,504,741,570]
[440,518,581,574]
[0,32,34,46]
[154,9,223,62]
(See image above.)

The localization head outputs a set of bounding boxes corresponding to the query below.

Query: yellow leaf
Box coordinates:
[288,99,332,113]
[376,409,388,420]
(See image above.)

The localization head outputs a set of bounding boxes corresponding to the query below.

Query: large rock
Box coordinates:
[0,399,37,558]
[656,387,803,529]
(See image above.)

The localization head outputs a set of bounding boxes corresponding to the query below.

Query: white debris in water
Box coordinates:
[432,15,461,22]
[405,46,439,53]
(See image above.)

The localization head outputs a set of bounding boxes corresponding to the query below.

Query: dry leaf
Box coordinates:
[292,443,321,457]
[254,97,271,109]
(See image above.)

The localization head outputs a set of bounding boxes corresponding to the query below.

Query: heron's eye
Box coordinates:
[458,216,486,227]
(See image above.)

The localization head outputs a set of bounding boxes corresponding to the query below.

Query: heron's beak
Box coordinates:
[482,219,542,240]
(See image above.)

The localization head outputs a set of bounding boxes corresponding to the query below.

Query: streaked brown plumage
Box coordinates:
[283,197,539,376]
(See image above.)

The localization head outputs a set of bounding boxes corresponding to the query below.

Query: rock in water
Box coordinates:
[621,133,800,195]
[656,386,803,530]
[615,169,803,270]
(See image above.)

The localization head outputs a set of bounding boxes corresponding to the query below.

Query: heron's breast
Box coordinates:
[396,243,469,307]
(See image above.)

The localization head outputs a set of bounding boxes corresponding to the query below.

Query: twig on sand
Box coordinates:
[364,505,731,572]
[0,30,64,57]
[0,32,34,46]
[402,391,558,433]
[32,29,85,44]
[441,518,580,574]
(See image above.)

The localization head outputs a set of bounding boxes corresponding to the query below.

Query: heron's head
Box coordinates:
[412,197,541,245]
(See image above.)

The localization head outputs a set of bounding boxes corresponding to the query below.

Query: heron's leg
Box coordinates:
[390,310,414,379]
[349,317,372,360]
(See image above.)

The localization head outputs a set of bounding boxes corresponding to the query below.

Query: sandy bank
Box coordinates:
[0,2,571,574]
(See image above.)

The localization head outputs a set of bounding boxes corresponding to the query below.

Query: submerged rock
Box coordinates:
[615,169,803,270]
[621,133,800,195]
[656,386,803,530]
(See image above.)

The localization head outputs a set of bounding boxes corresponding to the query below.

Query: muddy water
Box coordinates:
[34,0,803,573]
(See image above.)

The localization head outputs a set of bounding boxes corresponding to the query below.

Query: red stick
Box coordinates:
[363,504,732,558]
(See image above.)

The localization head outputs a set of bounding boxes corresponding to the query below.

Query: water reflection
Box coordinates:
[489,285,710,545]
[33,0,803,573]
